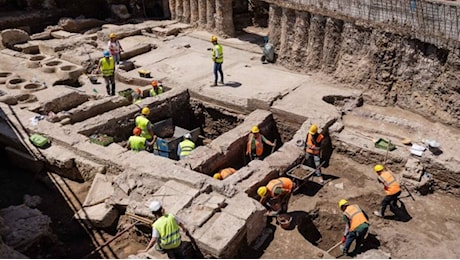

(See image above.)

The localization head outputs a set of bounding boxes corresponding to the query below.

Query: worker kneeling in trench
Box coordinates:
[139,201,189,258]
[257,177,295,216]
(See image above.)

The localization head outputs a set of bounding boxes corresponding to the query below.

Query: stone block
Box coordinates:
[150,180,200,215]
[402,158,424,181]
[194,212,246,258]
[120,43,151,60]
[152,27,182,37]
[177,193,221,230]
[30,31,52,40]
[83,174,114,207]
[50,30,78,39]
[14,41,39,54]
[74,203,118,228]
[58,18,104,33]
[1,29,30,48]
[264,141,303,173]
[222,193,266,245]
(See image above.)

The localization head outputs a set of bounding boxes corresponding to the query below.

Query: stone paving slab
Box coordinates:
[83,174,114,207]
[74,203,118,228]
[193,211,246,258]
[149,180,200,215]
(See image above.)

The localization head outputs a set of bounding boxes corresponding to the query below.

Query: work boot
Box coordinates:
[219,81,224,85]
[373,211,383,218]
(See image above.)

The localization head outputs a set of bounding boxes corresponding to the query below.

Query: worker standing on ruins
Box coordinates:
[305,124,325,184]
[213,167,236,180]
[257,177,294,216]
[97,50,116,96]
[150,80,164,97]
[138,201,188,258]
[246,126,275,161]
[108,33,124,65]
[126,127,154,152]
[135,107,156,145]
[338,199,369,256]
[210,35,224,86]
[373,165,402,218]
[177,133,195,160]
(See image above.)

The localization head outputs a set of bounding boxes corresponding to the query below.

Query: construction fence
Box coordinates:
[266,0,460,50]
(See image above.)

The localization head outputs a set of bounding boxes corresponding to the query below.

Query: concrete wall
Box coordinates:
[264,0,460,50]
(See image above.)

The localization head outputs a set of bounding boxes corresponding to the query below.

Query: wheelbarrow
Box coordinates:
[286,161,326,191]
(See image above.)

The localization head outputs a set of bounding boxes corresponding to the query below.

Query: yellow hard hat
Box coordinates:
[251,126,260,133]
[211,35,218,42]
[338,199,348,209]
[213,173,222,180]
[141,107,150,115]
[109,33,116,38]
[257,186,267,197]
[374,164,384,172]
[309,124,318,135]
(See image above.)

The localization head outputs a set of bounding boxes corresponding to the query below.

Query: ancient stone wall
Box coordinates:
[170,0,235,37]
[266,1,460,128]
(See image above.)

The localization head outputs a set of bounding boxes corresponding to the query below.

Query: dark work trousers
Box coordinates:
[343,225,369,254]
[103,75,116,96]
[381,190,402,216]
[213,62,223,84]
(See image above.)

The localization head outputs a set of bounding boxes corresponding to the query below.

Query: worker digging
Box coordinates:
[373,164,403,218]
[338,199,370,257]
[257,177,295,217]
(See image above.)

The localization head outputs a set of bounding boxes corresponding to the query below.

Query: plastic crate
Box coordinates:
[374,138,396,151]
[89,134,114,147]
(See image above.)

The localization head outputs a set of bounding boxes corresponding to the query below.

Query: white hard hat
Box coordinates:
[184,133,192,139]
[149,201,162,212]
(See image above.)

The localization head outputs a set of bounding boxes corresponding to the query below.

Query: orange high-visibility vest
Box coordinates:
[220,168,236,180]
[378,171,401,195]
[344,204,368,231]
[267,177,294,197]
[306,133,324,155]
[247,133,263,156]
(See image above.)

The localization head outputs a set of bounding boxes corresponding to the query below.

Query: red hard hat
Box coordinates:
[133,127,142,135]
[151,80,158,87]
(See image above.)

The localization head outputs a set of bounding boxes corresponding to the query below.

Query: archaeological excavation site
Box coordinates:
[1,0,460,259]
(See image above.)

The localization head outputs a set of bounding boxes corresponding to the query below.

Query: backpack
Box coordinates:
[29,134,49,148]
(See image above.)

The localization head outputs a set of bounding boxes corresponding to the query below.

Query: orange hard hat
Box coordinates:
[135,88,141,95]
[151,80,158,87]
[133,127,142,136]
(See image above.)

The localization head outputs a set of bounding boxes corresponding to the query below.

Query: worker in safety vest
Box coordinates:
[132,88,142,104]
[97,50,116,96]
[213,167,236,180]
[257,177,294,215]
[138,201,188,258]
[210,35,224,86]
[338,199,369,256]
[177,133,195,160]
[126,127,154,152]
[135,107,156,144]
[373,165,401,218]
[150,80,164,97]
[305,124,325,184]
[107,33,124,65]
[246,126,275,161]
